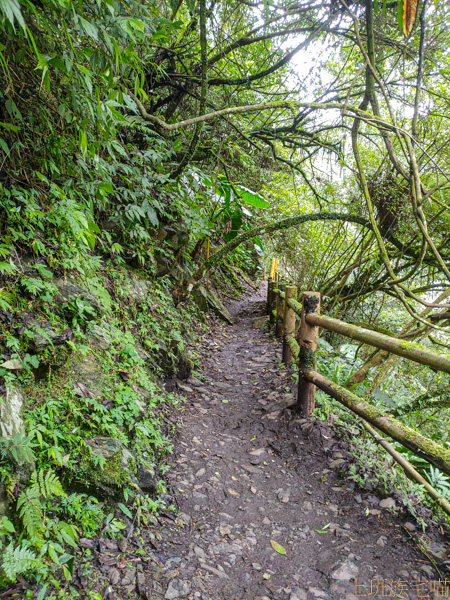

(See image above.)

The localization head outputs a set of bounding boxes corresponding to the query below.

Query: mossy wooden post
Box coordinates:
[269,282,277,325]
[276,283,286,337]
[267,277,274,314]
[297,291,320,416]
[283,285,297,365]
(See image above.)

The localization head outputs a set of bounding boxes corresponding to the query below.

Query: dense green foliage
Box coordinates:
[1,0,450,592]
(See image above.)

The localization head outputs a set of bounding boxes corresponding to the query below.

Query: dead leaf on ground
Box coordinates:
[74,382,95,398]
[1,359,23,370]
[108,567,120,585]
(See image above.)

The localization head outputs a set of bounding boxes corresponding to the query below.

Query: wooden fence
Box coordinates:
[266,277,450,516]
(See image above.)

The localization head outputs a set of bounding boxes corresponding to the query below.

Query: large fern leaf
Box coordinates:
[17,485,43,539]
[1,542,40,581]
[16,471,66,539]
[38,470,65,498]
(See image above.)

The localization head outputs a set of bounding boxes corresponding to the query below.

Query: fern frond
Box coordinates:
[1,542,40,581]
[39,470,65,498]
[17,485,43,538]
[16,471,65,539]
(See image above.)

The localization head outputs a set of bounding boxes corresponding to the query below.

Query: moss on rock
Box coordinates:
[76,436,139,499]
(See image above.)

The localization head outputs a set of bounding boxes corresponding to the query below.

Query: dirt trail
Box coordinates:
[142,286,445,600]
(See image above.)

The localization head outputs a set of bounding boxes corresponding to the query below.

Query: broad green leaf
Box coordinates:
[78,15,98,40]
[237,186,270,208]
[127,18,145,32]
[254,235,264,250]
[145,206,158,226]
[5,98,22,121]
[99,181,114,195]
[79,129,87,156]
[88,221,101,234]
[49,57,67,73]
[0,122,20,131]
[0,138,9,154]
[270,540,286,555]
[224,209,243,242]
[1,516,15,533]
[118,502,133,519]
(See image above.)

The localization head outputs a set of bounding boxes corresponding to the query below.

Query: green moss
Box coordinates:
[299,346,316,370]
[87,453,135,489]
[74,445,138,499]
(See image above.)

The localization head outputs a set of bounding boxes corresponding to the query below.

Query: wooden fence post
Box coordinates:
[267,277,273,313]
[275,282,286,337]
[297,291,320,416]
[282,285,297,365]
[269,282,277,324]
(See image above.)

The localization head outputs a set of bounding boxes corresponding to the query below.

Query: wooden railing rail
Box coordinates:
[306,313,450,375]
[265,278,450,514]
[269,285,450,375]
[304,369,450,476]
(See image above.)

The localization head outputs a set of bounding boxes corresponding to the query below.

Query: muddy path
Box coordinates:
[138,286,447,600]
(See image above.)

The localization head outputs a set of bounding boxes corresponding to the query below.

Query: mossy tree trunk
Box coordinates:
[282,285,297,365]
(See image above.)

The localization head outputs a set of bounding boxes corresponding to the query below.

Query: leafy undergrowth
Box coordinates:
[0,258,209,592]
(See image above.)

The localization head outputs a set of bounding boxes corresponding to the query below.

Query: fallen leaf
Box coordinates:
[108,567,120,585]
[118,370,130,381]
[99,555,119,566]
[219,524,232,536]
[270,540,286,555]
[74,382,95,398]
[1,359,23,370]
[78,537,96,549]
[249,448,265,456]
[227,488,239,497]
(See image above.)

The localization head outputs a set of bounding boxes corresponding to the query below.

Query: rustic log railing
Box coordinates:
[267,280,450,515]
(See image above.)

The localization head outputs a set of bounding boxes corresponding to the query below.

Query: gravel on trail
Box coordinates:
[133,287,448,600]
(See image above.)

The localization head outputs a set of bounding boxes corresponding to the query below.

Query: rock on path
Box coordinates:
[138,287,443,600]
